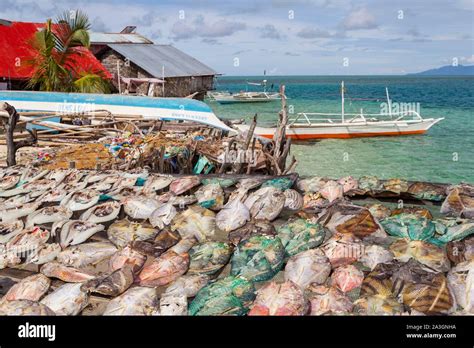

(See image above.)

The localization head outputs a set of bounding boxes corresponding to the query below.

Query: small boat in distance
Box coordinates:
[208,80,280,104]
[234,81,444,140]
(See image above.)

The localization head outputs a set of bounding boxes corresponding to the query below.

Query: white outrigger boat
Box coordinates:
[208,80,280,104]
[0,90,235,132]
[234,82,444,140]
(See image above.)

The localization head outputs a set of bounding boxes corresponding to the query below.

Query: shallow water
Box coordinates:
[208,76,474,183]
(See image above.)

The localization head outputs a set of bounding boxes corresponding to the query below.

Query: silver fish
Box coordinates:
[107,219,159,248]
[26,206,73,228]
[61,190,100,211]
[55,220,105,248]
[57,242,118,268]
[0,220,24,244]
[80,201,121,223]
[244,187,285,221]
[164,274,210,298]
[103,286,159,316]
[4,274,51,302]
[0,300,55,315]
[1,202,40,222]
[30,243,62,265]
[216,198,250,232]
[40,283,89,315]
[159,294,187,316]
[123,196,160,220]
[149,202,177,229]
[283,189,304,211]
[284,249,332,290]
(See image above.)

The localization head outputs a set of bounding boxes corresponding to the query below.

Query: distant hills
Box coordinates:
[409,64,474,76]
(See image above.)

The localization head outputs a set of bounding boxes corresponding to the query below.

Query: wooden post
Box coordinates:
[0,102,37,166]
[272,85,289,174]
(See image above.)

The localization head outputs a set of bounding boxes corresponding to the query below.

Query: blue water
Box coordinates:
[208,76,474,183]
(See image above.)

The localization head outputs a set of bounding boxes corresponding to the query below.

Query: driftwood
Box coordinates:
[272,85,290,174]
[0,102,37,166]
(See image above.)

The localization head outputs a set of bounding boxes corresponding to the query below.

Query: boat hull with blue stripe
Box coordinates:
[0,91,234,132]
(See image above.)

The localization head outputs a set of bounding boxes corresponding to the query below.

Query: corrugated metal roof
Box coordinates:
[90,32,153,44]
[107,44,218,78]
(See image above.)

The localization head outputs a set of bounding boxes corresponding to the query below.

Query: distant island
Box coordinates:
[409,64,474,76]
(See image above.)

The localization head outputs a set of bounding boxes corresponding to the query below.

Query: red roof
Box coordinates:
[0,21,111,80]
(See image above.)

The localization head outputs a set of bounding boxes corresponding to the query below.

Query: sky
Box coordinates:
[1,0,473,75]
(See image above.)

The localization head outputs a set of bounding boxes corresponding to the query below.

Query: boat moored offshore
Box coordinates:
[234,81,444,140]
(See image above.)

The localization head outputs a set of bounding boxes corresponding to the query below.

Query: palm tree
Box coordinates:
[27,10,110,93]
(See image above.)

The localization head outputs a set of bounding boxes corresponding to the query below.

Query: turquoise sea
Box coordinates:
[207,76,474,183]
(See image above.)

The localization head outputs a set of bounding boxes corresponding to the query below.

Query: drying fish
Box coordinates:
[111,176,137,190]
[137,238,193,287]
[358,176,383,193]
[143,175,173,193]
[131,229,180,258]
[30,243,62,265]
[103,286,159,316]
[6,227,49,259]
[383,178,409,194]
[149,202,176,229]
[228,220,276,246]
[0,220,24,244]
[390,239,450,272]
[195,183,224,210]
[277,217,326,256]
[0,300,55,316]
[359,245,394,270]
[391,206,433,219]
[82,265,134,296]
[231,235,285,282]
[169,176,201,195]
[261,177,294,191]
[160,294,187,315]
[283,189,304,211]
[321,233,364,268]
[366,203,391,220]
[61,189,100,211]
[107,219,159,248]
[228,178,262,202]
[80,201,121,223]
[402,273,453,314]
[0,247,21,269]
[39,187,68,203]
[248,280,307,316]
[201,177,236,188]
[168,194,197,207]
[440,184,474,218]
[297,176,327,193]
[123,196,160,220]
[172,205,216,242]
[337,176,358,194]
[447,236,474,264]
[88,181,112,192]
[216,198,250,232]
[56,220,105,248]
[324,204,384,239]
[188,242,233,276]
[308,285,353,315]
[447,260,473,313]
[57,242,117,268]
[4,274,50,302]
[436,222,474,244]
[355,265,402,315]
[331,264,364,293]
[1,202,40,222]
[26,206,73,227]
[303,193,329,210]
[40,283,89,316]
[284,249,331,289]
[109,246,147,274]
[407,182,446,201]
[0,174,19,191]
[381,214,435,241]
[244,187,285,221]
[108,186,143,201]
[189,276,256,316]
[320,180,344,202]
[164,274,210,298]
[40,261,95,282]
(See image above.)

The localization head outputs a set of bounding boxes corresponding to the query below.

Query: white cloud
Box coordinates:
[171,15,246,40]
[297,27,333,38]
[341,8,378,30]
[259,24,283,39]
